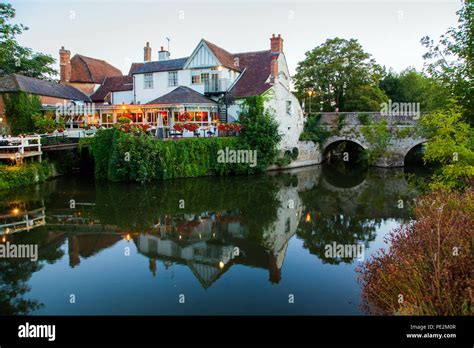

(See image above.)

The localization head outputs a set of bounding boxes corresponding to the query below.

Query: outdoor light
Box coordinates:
[122,105,126,110]
[125,233,131,241]
[306,213,311,222]
[179,235,182,240]
[307,89,313,97]
[217,66,223,71]
[1,236,5,243]
[12,208,19,215]
[219,261,225,269]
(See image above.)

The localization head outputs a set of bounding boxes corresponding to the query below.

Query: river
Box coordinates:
[0,163,423,315]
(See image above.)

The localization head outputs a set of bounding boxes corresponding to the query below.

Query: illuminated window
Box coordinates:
[191,72,201,84]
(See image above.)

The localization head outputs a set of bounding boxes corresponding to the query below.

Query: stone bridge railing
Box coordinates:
[317,112,421,126]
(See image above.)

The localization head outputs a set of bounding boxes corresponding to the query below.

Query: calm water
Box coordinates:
[0,164,421,315]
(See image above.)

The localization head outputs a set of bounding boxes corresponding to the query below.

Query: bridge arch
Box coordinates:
[322,136,368,163]
[403,139,428,166]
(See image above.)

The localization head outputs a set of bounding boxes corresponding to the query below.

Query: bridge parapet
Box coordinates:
[318,112,420,126]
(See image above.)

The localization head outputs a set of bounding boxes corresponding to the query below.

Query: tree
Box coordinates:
[419,105,474,191]
[0,3,57,80]
[380,68,450,112]
[237,96,281,173]
[294,37,387,112]
[421,1,473,123]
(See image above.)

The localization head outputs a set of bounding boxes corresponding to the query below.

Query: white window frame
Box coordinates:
[168,71,178,87]
[144,73,154,89]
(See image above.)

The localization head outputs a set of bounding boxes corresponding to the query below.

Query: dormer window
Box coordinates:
[144,73,154,89]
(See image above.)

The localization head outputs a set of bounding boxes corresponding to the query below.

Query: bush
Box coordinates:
[299,113,330,145]
[88,128,245,183]
[291,147,299,160]
[357,189,474,315]
[0,161,51,190]
[361,119,392,165]
[32,112,64,134]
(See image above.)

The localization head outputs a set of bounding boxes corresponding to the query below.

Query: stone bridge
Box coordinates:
[293,112,427,168]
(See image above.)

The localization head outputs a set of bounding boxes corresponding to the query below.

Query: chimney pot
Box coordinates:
[270,34,284,54]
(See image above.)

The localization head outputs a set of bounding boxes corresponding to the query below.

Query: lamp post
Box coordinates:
[307,88,314,115]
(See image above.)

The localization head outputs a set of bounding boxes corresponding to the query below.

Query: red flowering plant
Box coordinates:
[217,123,242,136]
[184,123,199,132]
[173,124,184,132]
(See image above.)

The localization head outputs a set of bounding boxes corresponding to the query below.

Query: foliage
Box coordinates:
[357,112,370,125]
[88,128,248,183]
[117,117,132,124]
[337,113,346,130]
[379,68,450,112]
[421,1,473,123]
[32,113,64,134]
[361,119,392,165]
[299,113,331,144]
[237,96,281,172]
[0,3,57,80]
[419,107,474,190]
[3,92,41,135]
[294,37,387,111]
[395,127,413,139]
[291,146,299,160]
[0,161,51,190]
[357,189,474,315]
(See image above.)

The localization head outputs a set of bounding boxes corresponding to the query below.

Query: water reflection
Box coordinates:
[0,163,420,315]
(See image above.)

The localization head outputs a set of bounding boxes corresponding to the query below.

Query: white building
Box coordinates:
[89,35,304,149]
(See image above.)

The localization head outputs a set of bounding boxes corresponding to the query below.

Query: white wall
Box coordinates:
[134,67,239,104]
[112,90,134,105]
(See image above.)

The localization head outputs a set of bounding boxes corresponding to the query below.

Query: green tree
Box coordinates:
[380,68,449,112]
[294,37,387,111]
[421,1,473,123]
[419,106,474,191]
[238,96,281,172]
[4,92,41,135]
[0,3,57,80]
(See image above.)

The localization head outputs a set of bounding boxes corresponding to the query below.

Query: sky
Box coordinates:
[8,0,462,77]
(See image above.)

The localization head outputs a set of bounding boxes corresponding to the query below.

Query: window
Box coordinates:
[144,73,154,89]
[191,72,201,85]
[168,71,178,87]
[286,100,293,115]
[201,73,209,85]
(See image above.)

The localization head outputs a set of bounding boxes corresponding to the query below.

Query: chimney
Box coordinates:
[59,46,71,84]
[270,34,283,54]
[144,42,152,62]
[158,46,170,61]
[270,56,279,83]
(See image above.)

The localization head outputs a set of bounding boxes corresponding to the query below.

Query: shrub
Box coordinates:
[0,161,51,190]
[337,113,346,130]
[361,119,392,165]
[357,189,474,315]
[299,113,330,145]
[291,147,299,160]
[32,112,64,134]
[88,128,244,183]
